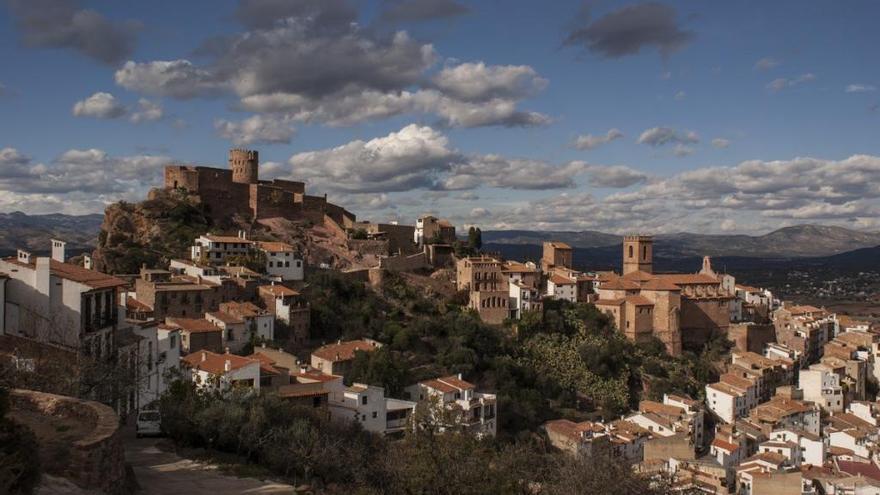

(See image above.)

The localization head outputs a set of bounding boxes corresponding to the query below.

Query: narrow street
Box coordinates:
[124,435,296,494]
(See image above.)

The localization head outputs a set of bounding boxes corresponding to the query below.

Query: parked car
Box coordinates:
[136,410,162,438]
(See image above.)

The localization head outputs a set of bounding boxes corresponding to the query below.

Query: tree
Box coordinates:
[467,227,482,252]
[347,348,410,397]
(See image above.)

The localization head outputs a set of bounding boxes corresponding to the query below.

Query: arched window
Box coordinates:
[629,245,634,258]
[642,245,647,260]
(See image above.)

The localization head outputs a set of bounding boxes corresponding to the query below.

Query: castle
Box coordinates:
[163,149,356,227]
[595,235,733,356]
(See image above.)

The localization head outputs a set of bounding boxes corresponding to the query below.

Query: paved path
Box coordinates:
[125,437,297,494]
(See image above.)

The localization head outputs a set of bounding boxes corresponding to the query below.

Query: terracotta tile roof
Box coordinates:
[736,284,762,292]
[600,278,641,290]
[720,373,756,390]
[712,437,739,452]
[257,241,295,253]
[437,375,475,390]
[837,461,880,481]
[544,419,603,441]
[207,311,244,325]
[639,278,683,291]
[246,352,281,375]
[639,400,684,417]
[654,273,720,285]
[259,284,300,297]
[277,382,328,398]
[621,270,655,282]
[595,298,625,306]
[293,370,342,383]
[182,350,258,375]
[787,305,824,315]
[502,261,538,273]
[126,297,153,312]
[4,257,128,289]
[165,318,222,334]
[220,301,270,318]
[741,452,787,466]
[549,274,575,285]
[312,339,379,362]
[204,234,254,244]
[707,382,744,396]
[626,295,654,306]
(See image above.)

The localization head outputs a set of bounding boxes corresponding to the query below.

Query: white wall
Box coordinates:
[265,252,304,281]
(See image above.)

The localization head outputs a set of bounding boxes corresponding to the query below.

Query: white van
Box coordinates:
[136,410,162,438]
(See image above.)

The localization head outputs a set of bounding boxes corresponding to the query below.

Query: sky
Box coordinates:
[0,0,879,234]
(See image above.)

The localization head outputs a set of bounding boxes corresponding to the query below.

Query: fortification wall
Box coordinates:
[10,389,125,494]
[195,167,251,219]
[681,298,730,349]
[164,166,199,191]
[262,178,305,194]
[349,239,390,256]
[380,252,429,272]
[250,184,302,220]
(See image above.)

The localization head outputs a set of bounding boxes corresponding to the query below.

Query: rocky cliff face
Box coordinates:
[91,189,212,274]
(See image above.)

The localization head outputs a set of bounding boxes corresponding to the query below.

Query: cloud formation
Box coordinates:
[845,84,876,93]
[215,115,296,145]
[7,0,138,65]
[285,124,587,194]
[72,92,126,119]
[114,4,548,128]
[129,99,163,123]
[636,126,699,147]
[753,57,779,71]
[711,138,731,149]
[767,73,815,91]
[573,128,623,150]
[564,2,693,58]
[475,155,880,233]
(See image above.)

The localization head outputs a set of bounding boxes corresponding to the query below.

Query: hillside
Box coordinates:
[91,189,377,274]
[0,211,103,256]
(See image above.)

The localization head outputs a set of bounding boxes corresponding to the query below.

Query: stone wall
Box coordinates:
[380,252,430,272]
[348,239,390,256]
[10,389,125,494]
[728,323,776,354]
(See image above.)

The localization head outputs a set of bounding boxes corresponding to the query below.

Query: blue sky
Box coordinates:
[0,0,878,234]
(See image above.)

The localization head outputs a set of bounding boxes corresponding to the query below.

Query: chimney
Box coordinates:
[238,230,247,240]
[83,254,93,270]
[201,351,207,362]
[224,359,232,372]
[50,239,66,263]
[16,249,31,264]
[225,347,230,354]
[261,342,267,348]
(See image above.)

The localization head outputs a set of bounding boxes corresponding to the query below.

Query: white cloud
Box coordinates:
[845,84,876,93]
[129,98,163,123]
[711,138,731,149]
[674,90,686,101]
[115,60,223,99]
[754,57,780,71]
[673,144,695,157]
[767,73,816,91]
[573,128,623,150]
[72,92,126,119]
[584,164,649,188]
[431,62,547,101]
[215,115,296,145]
[636,126,699,147]
[287,124,586,193]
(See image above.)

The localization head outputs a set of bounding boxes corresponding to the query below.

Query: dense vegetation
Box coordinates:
[300,272,726,434]
[159,382,684,494]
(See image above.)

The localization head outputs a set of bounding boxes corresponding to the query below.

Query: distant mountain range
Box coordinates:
[482,225,880,259]
[1,211,878,269]
[0,211,103,255]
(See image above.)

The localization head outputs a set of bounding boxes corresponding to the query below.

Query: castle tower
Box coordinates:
[229,148,259,184]
[623,235,653,274]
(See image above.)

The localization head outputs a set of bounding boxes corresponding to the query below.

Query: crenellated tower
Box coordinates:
[623,235,653,274]
[229,148,259,184]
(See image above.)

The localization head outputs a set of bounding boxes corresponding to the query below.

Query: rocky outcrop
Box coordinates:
[92,188,212,274]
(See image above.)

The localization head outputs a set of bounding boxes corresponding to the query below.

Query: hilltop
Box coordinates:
[0,211,103,256]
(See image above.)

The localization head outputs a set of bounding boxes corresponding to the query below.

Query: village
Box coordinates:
[1,148,880,495]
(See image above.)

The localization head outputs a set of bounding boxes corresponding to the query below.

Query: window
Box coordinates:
[372,411,377,419]
[628,245,634,258]
[285,261,290,268]
[362,396,368,405]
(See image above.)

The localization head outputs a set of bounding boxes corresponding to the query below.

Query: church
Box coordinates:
[595,236,733,356]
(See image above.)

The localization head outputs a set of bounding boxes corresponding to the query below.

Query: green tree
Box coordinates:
[467,226,482,252]
[347,347,410,397]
